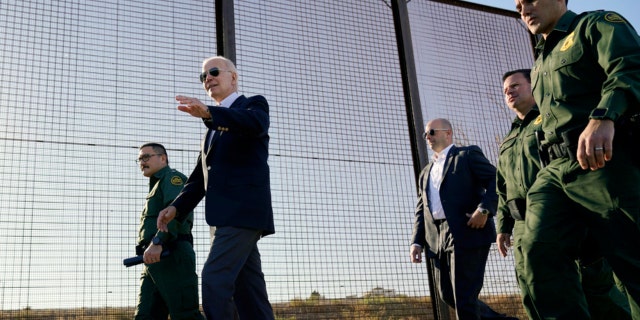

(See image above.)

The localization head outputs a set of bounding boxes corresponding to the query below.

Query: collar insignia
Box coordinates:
[534,115,542,125]
[560,32,575,52]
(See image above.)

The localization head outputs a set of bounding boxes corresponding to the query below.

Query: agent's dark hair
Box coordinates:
[502,69,531,83]
[139,142,168,164]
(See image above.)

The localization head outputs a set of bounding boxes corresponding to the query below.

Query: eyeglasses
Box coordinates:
[423,128,449,139]
[136,153,162,163]
[199,67,231,83]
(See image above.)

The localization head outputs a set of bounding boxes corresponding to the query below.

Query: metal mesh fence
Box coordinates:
[408,1,534,317]
[0,0,533,318]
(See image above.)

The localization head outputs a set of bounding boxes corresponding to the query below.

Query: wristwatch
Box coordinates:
[152,236,163,246]
[479,208,490,216]
[589,108,617,121]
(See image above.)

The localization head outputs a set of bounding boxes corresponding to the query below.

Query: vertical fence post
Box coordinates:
[390,0,449,319]
[216,0,236,64]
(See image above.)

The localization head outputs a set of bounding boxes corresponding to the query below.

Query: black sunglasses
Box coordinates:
[423,128,449,139]
[199,67,230,83]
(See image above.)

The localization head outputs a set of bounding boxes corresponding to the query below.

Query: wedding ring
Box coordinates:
[594,147,604,151]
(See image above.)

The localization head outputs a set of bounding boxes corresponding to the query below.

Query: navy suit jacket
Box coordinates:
[171,95,275,236]
[412,145,497,254]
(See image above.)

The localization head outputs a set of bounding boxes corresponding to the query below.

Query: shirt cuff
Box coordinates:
[593,91,627,121]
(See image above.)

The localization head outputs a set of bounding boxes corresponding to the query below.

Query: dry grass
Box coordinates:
[0,294,526,319]
[0,307,134,320]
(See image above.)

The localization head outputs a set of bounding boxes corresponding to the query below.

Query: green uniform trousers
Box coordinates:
[520,148,640,319]
[512,221,631,320]
[134,241,204,320]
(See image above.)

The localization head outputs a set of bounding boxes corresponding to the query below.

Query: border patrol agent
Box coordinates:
[134,143,204,320]
[496,69,630,320]
[515,0,640,318]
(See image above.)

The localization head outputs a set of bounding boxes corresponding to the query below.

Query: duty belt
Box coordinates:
[176,233,193,245]
[547,143,571,161]
[136,234,193,255]
[537,126,582,167]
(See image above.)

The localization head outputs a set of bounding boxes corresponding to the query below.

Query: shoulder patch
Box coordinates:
[534,115,542,125]
[170,176,184,186]
[604,13,625,23]
[560,32,575,52]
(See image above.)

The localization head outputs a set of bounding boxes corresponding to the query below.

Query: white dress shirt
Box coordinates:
[217,92,239,108]
[427,144,454,220]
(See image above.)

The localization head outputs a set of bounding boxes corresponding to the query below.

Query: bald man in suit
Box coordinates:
[411,118,511,319]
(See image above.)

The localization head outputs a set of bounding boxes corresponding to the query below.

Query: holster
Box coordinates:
[558,126,582,162]
[535,130,549,168]
[506,198,526,221]
[537,125,584,166]
[135,244,146,256]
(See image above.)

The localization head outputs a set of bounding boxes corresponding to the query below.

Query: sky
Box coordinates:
[1,0,637,312]
[468,0,640,30]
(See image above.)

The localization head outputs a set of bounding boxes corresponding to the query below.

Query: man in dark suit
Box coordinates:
[410,118,509,319]
[157,56,275,320]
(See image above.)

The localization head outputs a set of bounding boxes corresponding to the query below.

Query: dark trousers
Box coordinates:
[581,258,632,320]
[522,152,640,319]
[513,221,631,320]
[433,221,493,320]
[135,241,204,320]
[202,226,274,320]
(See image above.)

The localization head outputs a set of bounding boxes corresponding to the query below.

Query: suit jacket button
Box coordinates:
[207,166,211,170]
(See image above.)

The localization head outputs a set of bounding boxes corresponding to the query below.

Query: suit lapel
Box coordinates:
[440,146,456,184]
[202,130,210,153]
[205,129,225,156]
[423,162,434,192]
[228,95,245,111]
[421,162,436,222]
[203,129,214,155]
[202,95,246,155]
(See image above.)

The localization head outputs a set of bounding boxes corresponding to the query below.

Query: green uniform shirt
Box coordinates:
[138,165,193,246]
[531,10,640,145]
[496,108,542,234]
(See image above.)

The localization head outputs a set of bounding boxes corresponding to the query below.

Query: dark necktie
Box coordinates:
[204,129,219,151]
